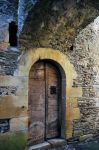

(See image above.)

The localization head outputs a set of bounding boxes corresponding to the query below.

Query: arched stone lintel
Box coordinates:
[16,48,77,87]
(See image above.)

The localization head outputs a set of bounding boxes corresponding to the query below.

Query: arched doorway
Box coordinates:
[17,48,78,142]
[28,60,66,145]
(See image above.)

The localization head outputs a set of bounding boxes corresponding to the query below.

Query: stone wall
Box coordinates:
[72,17,99,137]
[0,48,27,149]
[0,0,99,149]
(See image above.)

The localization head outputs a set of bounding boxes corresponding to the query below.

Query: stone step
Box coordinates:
[28,139,66,150]
[48,139,66,148]
[28,142,51,150]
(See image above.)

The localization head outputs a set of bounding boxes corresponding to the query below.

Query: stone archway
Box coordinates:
[15,48,81,140]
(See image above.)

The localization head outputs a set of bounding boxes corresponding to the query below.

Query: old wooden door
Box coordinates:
[28,61,61,145]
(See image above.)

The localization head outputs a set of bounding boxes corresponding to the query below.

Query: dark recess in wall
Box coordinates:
[9,21,18,47]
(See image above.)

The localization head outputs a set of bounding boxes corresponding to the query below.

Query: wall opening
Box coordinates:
[0,119,10,133]
[9,21,18,47]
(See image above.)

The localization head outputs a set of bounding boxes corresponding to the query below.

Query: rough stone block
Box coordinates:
[71,98,78,108]
[0,95,28,118]
[48,139,66,148]
[70,87,82,97]
[79,134,93,142]
[10,117,28,132]
[66,120,73,139]
[72,108,80,120]
[0,76,28,89]
[73,130,83,137]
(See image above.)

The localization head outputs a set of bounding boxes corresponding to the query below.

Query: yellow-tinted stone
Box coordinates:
[10,117,28,132]
[66,120,73,139]
[71,98,78,108]
[72,108,81,120]
[70,87,82,97]
[0,96,28,118]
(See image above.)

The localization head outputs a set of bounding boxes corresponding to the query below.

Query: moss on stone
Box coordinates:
[0,132,27,150]
[73,130,84,137]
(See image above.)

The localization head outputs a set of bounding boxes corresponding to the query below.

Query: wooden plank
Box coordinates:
[46,63,60,139]
[28,62,45,145]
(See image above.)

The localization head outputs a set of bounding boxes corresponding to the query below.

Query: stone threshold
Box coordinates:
[28,139,66,150]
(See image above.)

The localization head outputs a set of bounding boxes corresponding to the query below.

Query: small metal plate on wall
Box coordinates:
[50,86,57,94]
